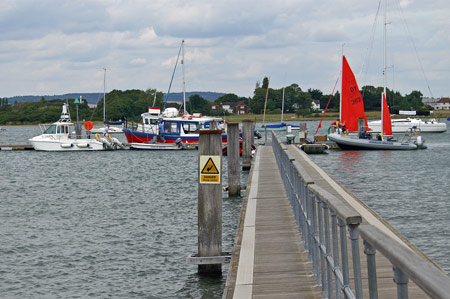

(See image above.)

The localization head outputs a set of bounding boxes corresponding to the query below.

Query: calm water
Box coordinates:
[1,121,449,298]
[0,126,245,298]
[303,119,450,272]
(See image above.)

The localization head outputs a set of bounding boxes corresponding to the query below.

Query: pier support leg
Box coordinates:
[242,120,253,170]
[198,129,223,275]
[227,122,240,197]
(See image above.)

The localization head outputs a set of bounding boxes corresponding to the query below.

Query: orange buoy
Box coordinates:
[84,121,93,131]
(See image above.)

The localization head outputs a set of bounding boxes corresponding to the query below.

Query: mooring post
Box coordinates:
[242,120,253,170]
[227,122,240,197]
[198,129,222,275]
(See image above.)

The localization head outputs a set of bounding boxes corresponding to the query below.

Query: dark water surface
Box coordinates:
[305,120,450,272]
[1,121,449,298]
[0,126,245,298]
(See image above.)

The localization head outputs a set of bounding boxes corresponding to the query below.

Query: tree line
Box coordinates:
[0,78,429,125]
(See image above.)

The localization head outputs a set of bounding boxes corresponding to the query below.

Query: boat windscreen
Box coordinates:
[44,124,57,134]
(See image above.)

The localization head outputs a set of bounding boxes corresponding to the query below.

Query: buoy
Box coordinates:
[84,121,93,131]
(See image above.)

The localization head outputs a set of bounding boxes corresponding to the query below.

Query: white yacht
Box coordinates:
[29,103,121,151]
[368,117,447,133]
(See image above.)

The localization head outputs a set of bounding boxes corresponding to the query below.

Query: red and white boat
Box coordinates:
[123,107,227,144]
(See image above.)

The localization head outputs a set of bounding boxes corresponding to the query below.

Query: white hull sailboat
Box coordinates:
[368,118,446,133]
[327,57,425,150]
[91,69,124,134]
[328,1,426,151]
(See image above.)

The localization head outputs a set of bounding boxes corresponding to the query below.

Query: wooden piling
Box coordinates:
[242,120,253,170]
[198,129,223,275]
[227,122,240,197]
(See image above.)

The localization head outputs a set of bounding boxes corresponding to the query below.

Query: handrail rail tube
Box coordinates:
[271,131,450,299]
[359,224,450,299]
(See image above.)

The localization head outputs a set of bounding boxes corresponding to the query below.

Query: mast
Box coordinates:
[103,68,106,123]
[281,86,285,123]
[382,0,387,135]
[181,40,187,114]
[340,43,345,123]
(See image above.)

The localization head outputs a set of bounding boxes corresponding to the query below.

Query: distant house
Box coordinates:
[211,101,248,114]
[88,104,97,109]
[311,100,321,111]
[422,97,439,106]
[431,97,450,110]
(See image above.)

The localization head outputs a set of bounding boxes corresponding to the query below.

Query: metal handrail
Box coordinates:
[271,131,450,299]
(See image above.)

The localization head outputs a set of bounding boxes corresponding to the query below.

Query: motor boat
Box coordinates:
[29,103,125,151]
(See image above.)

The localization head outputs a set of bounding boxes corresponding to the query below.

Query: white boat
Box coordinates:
[368,118,446,133]
[328,2,426,151]
[129,138,191,150]
[328,130,424,150]
[29,103,124,151]
[327,55,425,150]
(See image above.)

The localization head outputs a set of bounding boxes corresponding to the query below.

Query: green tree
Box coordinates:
[188,94,211,114]
[215,93,239,103]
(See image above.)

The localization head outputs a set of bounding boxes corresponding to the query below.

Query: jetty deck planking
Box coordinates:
[224,143,431,298]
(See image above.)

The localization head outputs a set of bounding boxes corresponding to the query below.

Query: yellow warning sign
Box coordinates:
[200,155,221,184]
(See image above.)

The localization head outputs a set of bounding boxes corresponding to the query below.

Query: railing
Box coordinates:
[272,132,450,299]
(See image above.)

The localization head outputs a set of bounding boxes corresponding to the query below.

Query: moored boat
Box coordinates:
[327,56,426,150]
[368,118,446,133]
[123,107,226,144]
[29,103,124,151]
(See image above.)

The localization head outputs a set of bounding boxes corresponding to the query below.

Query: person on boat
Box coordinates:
[103,124,110,136]
[158,119,165,143]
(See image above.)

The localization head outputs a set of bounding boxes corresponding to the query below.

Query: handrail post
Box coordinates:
[324,203,333,298]
[331,211,341,299]
[338,217,351,298]
[364,240,378,299]
[318,200,326,296]
[311,193,320,282]
[349,224,363,299]
[393,266,409,299]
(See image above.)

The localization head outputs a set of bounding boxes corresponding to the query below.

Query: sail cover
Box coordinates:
[341,56,368,132]
[382,93,393,136]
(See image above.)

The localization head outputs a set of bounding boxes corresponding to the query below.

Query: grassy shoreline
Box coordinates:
[222,110,450,123]
[2,111,449,126]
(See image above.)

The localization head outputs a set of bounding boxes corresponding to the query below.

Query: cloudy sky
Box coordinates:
[1,0,449,99]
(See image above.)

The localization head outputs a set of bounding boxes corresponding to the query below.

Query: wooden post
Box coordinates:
[198,129,222,275]
[227,122,240,197]
[242,120,253,170]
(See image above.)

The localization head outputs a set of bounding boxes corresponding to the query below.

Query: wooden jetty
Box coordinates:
[223,136,450,298]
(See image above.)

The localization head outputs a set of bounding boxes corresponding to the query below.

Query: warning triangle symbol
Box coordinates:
[201,158,219,174]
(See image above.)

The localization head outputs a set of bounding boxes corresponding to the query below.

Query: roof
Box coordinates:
[438,97,450,103]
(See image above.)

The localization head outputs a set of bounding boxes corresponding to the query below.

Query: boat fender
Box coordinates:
[61,143,73,148]
[416,136,424,147]
[95,133,101,141]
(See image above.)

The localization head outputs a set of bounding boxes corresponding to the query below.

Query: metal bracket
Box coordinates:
[186,252,232,265]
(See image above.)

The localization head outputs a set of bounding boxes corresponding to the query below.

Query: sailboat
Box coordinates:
[258,83,300,131]
[123,40,226,145]
[327,56,425,150]
[91,69,124,134]
[328,0,427,150]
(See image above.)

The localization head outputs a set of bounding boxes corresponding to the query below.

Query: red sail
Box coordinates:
[341,56,368,132]
[382,93,393,136]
